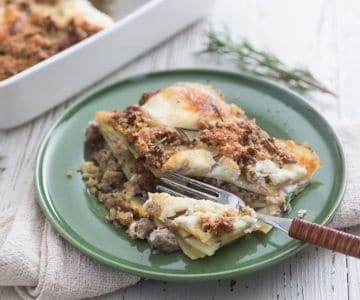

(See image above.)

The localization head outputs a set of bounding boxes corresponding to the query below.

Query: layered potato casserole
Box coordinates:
[0,0,113,80]
[80,82,320,259]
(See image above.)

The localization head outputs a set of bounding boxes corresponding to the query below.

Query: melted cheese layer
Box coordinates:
[251,159,307,185]
[146,193,261,244]
[142,82,238,129]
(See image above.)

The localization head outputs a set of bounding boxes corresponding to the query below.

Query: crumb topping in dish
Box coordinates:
[0,0,113,80]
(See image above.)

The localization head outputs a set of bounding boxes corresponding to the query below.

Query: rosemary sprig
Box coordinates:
[176,128,200,142]
[176,128,191,142]
[175,127,199,132]
[150,137,168,152]
[210,103,224,121]
[198,29,336,96]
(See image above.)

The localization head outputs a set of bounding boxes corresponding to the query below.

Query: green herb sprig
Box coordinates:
[150,137,168,152]
[198,29,336,96]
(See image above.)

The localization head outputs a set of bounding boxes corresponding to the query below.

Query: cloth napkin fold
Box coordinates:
[0,120,359,300]
[327,120,360,228]
[0,197,139,300]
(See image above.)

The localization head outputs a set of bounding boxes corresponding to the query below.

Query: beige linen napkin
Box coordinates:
[0,197,139,300]
[328,120,360,228]
[0,120,359,300]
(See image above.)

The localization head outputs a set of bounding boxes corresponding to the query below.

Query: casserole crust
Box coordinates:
[0,0,113,80]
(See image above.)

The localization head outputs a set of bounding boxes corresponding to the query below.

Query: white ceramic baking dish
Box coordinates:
[0,0,214,129]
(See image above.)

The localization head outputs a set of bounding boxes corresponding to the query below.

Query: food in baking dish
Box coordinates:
[0,0,113,80]
[80,82,320,259]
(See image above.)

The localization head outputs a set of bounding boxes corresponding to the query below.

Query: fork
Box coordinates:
[157,173,360,258]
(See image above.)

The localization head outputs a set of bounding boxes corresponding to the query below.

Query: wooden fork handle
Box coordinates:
[289,219,360,258]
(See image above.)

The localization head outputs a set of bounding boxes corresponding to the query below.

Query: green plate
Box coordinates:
[35,69,346,281]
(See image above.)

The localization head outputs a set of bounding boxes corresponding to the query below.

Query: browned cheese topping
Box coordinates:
[107,104,296,173]
[108,106,187,169]
[199,207,255,236]
[200,212,235,236]
[0,0,103,80]
[195,119,296,171]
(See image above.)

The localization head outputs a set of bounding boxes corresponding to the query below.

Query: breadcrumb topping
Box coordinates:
[196,120,296,171]
[103,105,296,174]
[0,0,105,80]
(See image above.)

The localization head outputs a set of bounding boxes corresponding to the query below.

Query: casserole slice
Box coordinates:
[94,82,320,215]
[142,193,270,259]
[80,123,270,260]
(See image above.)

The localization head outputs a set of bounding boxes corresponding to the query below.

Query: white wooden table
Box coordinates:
[1,1,359,299]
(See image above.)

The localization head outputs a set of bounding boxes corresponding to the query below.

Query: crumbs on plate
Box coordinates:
[297,209,307,218]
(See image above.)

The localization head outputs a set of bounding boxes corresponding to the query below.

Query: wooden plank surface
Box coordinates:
[1,0,359,299]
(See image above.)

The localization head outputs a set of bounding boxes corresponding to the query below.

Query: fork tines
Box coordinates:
[157,173,219,201]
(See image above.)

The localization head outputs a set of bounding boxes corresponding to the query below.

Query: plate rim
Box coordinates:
[35,68,347,281]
